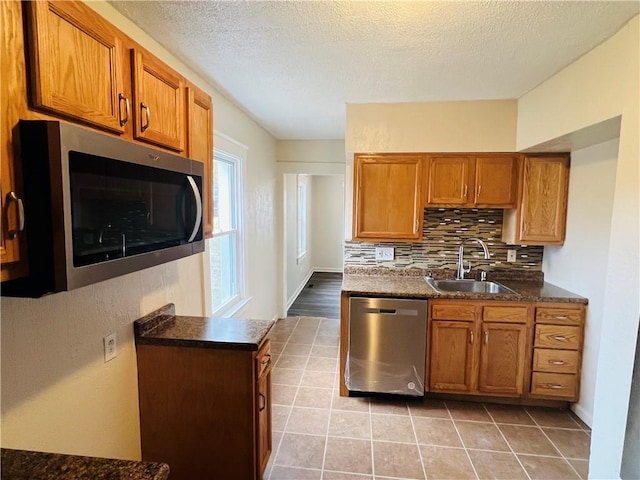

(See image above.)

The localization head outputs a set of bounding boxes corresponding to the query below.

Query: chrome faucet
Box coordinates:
[456,238,491,280]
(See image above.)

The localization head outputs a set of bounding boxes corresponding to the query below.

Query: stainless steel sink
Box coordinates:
[425,277,517,295]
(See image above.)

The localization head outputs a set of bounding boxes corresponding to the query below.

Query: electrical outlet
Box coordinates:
[507,249,517,262]
[103,333,117,362]
[375,247,394,261]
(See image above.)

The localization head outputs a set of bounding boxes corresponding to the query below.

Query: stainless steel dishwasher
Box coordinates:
[346,297,427,396]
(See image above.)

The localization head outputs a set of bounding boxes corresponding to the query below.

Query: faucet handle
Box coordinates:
[463,262,471,276]
[480,271,487,282]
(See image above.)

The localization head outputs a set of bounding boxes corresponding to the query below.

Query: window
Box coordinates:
[297,176,308,260]
[210,149,244,315]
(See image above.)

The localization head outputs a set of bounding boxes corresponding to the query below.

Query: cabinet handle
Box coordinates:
[554,316,568,320]
[463,184,468,198]
[476,184,481,198]
[545,383,563,389]
[484,330,488,344]
[7,192,25,239]
[552,335,568,341]
[140,102,151,132]
[261,354,272,366]
[549,360,566,365]
[118,93,130,126]
[259,393,266,412]
[469,330,474,344]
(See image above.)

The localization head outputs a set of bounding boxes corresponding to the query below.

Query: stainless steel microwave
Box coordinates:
[2,120,204,297]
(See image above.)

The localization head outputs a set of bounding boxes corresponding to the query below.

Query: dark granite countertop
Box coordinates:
[0,448,169,480]
[342,269,587,304]
[134,304,275,351]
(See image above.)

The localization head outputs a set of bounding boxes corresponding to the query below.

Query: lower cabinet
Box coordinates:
[428,301,530,397]
[427,300,585,402]
[136,339,272,480]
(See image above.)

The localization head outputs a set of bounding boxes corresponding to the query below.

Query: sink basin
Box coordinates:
[425,277,517,295]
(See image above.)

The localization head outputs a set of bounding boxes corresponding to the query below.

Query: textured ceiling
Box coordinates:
[110,1,639,140]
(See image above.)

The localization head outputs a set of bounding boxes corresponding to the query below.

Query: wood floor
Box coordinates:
[287,272,343,319]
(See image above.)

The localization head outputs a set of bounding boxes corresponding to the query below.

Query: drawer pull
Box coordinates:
[549,360,566,365]
[545,383,564,389]
[259,393,266,411]
[554,316,569,320]
[552,335,568,341]
[469,330,474,344]
[261,354,272,366]
[484,330,488,344]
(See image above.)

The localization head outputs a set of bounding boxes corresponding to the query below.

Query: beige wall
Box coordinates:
[517,15,639,479]
[1,0,279,460]
[311,176,344,272]
[277,140,346,164]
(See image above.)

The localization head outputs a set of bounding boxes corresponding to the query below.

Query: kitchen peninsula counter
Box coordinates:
[0,448,169,480]
[342,268,587,304]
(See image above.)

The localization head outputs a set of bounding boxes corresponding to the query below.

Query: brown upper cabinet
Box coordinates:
[132,48,186,152]
[186,83,214,238]
[353,154,423,242]
[502,155,570,245]
[24,1,127,133]
[425,154,518,208]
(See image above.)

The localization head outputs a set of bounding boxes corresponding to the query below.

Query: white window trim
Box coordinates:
[203,132,248,317]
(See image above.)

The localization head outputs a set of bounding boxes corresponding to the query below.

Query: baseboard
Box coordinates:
[286,269,314,311]
[571,403,593,428]
[313,267,343,273]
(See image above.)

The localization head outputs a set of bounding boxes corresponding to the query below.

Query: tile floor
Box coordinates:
[265,316,591,480]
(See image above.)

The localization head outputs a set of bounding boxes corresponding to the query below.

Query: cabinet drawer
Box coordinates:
[431,303,477,321]
[533,349,580,374]
[531,372,577,399]
[536,307,583,325]
[534,325,581,350]
[482,305,528,323]
[256,340,272,379]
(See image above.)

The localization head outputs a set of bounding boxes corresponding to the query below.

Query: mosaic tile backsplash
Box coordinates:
[344,209,544,271]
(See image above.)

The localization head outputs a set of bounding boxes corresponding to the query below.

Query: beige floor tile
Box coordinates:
[569,412,591,431]
[420,445,475,480]
[272,384,298,406]
[297,317,323,326]
[288,334,316,345]
[269,330,294,342]
[317,323,340,337]
[301,370,335,388]
[293,324,319,334]
[324,437,373,475]
[446,401,492,422]
[269,465,322,479]
[455,421,510,451]
[322,472,372,480]
[272,405,291,432]
[275,433,326,469]
[484,403,535,425]
[332,393,370,412]
[413,417,463,447]
[525,407,582,428]
[498,424,560,456]
[285,407,330,435]
[372,441,425,479]
[310,344,339,358]
[518,454,581,480]
[371,413,416,443]
[275,317,299,328]
[314,335,340,346]
[293,386,333,409]
[269,341,286,354]
[328,410,371,439]
[409,398,450,418]
[306,356,338,372]
[276,354,308,370]
[468,450,528,480]
[272,367,304,386]
[543,427,591,459]
[282,343,313,356]
[568,459,589,479]
[369,398,409,415]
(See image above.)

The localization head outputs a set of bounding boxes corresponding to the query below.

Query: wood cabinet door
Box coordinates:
[478,323,526,395]
[256,370,272,477]
[353,155,423,241]
[474,156,518,207]
[24,1,126,133]
[518,156,569,244]
[187,85,213,238]
[132,48,185,152]
[426,156,473,206]
[429,321,475,392]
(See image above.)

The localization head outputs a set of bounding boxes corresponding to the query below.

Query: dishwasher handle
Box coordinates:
[361,307,419,316]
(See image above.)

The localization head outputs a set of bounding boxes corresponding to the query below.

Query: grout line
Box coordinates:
[484,404,532,480]
[369,396,375,478]
[445,402,480,480]
[408,401,428,479]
